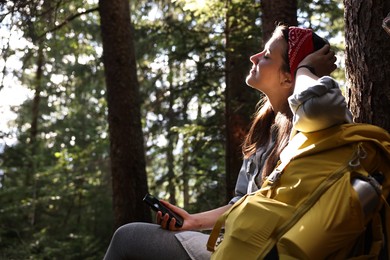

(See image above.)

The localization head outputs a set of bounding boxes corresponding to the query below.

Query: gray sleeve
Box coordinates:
[288,76,352,133]
[228,159,250,204]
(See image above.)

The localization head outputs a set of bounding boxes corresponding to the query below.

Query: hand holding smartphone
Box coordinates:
[143,193,184,228]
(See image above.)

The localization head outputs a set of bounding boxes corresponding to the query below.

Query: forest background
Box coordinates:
[1,0,389,259]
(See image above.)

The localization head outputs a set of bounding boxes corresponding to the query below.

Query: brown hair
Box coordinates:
[242,100,293,181]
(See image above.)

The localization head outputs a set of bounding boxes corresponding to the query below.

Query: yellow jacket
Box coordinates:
[208,123,390,259]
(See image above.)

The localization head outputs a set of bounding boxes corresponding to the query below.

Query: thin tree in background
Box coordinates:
[99,0,151,229]
[344,0,390,132]
[28,42,44,226]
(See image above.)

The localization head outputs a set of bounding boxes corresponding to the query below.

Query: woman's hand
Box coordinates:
[156,200,192,231]
[156,202,232,232]
[299,44,337,77]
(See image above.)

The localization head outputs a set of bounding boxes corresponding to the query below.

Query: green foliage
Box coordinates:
[133,0,228,207]
[0,1,112,259]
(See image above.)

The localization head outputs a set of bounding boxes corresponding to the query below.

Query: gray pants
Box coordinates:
[103,222,211,260]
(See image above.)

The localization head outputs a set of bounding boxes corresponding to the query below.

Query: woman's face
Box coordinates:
[245,33,289,96]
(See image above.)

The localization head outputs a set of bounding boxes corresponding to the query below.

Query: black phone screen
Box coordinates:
[143,193,184,227]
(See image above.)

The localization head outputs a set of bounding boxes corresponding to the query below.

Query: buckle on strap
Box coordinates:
[265,168,283,187]
[349,143,367,168]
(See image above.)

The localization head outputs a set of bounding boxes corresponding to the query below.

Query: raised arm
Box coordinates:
[288,45,352,133]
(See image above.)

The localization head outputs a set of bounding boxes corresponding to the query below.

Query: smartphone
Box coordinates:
[143,193,184,227]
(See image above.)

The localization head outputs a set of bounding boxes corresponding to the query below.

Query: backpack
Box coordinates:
[207,123,390,259]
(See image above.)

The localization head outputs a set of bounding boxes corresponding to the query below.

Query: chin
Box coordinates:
[246,77,257,89]
[245,75,254,86]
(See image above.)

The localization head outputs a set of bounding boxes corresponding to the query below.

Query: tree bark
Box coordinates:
[344,0,390,132]
[261,0,298,41]
[99,0,151,229]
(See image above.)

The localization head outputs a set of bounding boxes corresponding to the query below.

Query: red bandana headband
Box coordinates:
[288,27,314,80]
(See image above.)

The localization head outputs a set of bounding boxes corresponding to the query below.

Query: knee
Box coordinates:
[105,223,141,260]
[111,223,138,245]
[107,222,159,259]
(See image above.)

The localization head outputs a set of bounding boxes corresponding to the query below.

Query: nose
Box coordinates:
[250,51,264,64]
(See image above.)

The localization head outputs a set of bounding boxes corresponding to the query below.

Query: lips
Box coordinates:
[250,66,257,75]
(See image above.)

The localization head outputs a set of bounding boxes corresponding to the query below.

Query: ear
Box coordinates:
[281,71,293,88]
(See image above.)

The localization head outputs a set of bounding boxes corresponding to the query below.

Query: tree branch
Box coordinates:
[38,6,99,40]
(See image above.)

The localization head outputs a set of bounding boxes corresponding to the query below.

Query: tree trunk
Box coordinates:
[182,140,190,208]
[224,0,258,201]
[182,98,190,209]
[344,0,390,132]
[29,42,44,226]
[166,63,177,205]
[261,0,298,41]
[99,0,151,229]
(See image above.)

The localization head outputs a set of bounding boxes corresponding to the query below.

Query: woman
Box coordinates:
[103,25,351,260]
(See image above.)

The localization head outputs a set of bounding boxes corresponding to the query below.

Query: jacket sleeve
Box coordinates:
[288,76,353,133]
[229,159,250,204]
